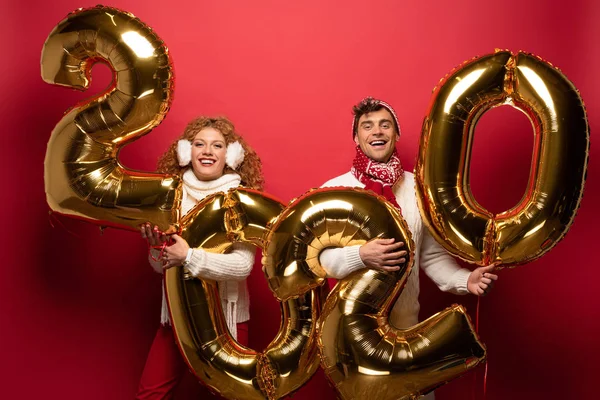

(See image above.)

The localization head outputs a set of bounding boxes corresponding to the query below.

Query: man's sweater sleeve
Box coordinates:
[420,229,470,294]
[184,242,255,281]
[318,245,366,279]
[317,175,367,279]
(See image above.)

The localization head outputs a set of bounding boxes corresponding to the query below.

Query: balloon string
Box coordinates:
[148,241,167,261]
[476,295,480,332]
[48,210,81,238]
[483,359,489,399]
[471,296,481,400]
[475,296,489,400]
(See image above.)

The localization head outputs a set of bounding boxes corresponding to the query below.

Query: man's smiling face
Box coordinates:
[354,108,399,162]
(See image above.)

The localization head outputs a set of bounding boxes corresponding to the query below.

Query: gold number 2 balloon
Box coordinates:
[416,50,589,267]
[266,188,485,400]
[42,5,180,233]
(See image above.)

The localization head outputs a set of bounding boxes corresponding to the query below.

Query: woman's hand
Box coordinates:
[140,223,167,247]
[162,234,190,269]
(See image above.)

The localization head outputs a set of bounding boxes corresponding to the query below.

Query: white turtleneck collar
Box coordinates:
[181,169,241,215]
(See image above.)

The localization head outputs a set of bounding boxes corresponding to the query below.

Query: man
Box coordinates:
[319,97,498,330]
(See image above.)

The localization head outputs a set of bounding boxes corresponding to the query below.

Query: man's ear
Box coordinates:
[353,134,359,146]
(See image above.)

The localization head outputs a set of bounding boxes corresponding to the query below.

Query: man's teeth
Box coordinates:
[371,140,386,146]
[200,160,215,165]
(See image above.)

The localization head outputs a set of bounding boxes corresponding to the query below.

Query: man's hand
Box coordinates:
[467,265,499,296]
[359,238,407,272]
[162,234,190,269]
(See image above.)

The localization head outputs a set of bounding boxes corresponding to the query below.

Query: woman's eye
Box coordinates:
[194,142,203,147]
[215,144,223,149]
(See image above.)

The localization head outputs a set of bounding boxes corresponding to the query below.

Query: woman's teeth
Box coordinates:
[200,159,215,165]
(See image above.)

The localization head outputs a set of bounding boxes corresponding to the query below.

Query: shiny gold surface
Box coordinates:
[42,10,492,398]
[42,9,325,398]
[295,189,486,399]
[42,6,179,232]
[169,187,484,399]
[416,50,589,266]
[166,188,324,400]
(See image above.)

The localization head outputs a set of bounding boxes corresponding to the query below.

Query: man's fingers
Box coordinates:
[378,257,405,267]
[482,283,491,296]
[383,250,407,260]
[382,257,405,266]
[481,264,497,273]
[381,241,405,252]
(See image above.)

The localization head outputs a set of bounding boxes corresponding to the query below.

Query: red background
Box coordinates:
[2,1,598,399]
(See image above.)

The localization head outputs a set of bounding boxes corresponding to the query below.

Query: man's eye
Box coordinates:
[382,124,391,129]
[363,124,372,130]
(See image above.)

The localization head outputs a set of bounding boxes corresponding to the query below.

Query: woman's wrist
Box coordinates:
[182,248,194,267]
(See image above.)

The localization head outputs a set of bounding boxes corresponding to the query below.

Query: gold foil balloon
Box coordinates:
[42,6,180,232]
[263,188,486,400]
[41,8,324,399]
[42,9,491,398]
[416,50,589,266]
[166,188,325,400]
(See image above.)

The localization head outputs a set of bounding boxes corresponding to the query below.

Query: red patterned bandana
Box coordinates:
[351,146,404,210]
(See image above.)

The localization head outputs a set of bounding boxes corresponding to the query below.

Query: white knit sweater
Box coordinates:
[149,170,254,339]
[319,171,470,329]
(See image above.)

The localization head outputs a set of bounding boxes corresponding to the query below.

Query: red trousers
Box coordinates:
[136,323,249,400]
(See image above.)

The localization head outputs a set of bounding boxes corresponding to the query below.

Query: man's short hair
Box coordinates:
[352,97,400,137]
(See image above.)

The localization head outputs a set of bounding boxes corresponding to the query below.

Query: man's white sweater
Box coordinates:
[319,171,470,329]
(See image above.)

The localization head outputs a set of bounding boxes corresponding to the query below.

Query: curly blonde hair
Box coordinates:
[157,116,264,190]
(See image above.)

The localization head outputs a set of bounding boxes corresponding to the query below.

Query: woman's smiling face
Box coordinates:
[190,127,227,181]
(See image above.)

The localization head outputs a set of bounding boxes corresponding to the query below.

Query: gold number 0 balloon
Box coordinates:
[416,50,589,266]
[41,5,180,233]
[166,188,325,399]
[263,188,486,400]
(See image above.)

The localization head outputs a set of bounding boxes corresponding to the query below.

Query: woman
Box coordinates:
[136,116,264,399]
